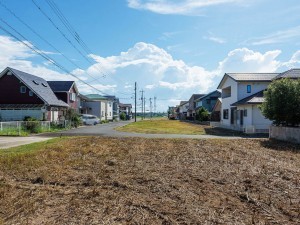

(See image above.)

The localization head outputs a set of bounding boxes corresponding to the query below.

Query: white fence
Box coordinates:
[0,120,71,136]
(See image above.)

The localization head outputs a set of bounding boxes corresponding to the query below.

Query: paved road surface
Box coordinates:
[0,136,52,149]
[40,120,244,139]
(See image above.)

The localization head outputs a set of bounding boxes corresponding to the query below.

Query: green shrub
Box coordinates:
[260,78,300,126]
[23,117,42,133]
[196,107,210,122]
[65,109,81,128]
[120,112,126,121]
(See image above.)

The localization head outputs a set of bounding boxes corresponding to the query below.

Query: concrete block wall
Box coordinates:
[269,126,300,144]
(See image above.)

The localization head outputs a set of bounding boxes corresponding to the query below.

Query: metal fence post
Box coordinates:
[0,122,2,132]
[18,121,20,136]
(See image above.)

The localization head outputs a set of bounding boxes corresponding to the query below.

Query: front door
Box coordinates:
[240,110,244,126]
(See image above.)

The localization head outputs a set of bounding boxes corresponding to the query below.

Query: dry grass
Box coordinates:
[0,137,299,224]
[116,119,206,135]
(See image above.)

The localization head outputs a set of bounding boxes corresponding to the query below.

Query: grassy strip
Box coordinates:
[116,119,206,135]
[0,137,64,156]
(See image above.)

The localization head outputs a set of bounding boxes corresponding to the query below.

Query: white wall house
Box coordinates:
[217,73,279,133]
[83,94,114,121]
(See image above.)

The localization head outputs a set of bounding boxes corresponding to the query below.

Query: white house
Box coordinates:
[217,73,279,133]
[83,94,113,121]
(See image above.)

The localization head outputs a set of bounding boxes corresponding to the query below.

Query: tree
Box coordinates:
[260,78,300,126]
[196,107,210,122]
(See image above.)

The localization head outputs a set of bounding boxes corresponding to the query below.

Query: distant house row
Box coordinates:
[0,67,132,122]
[170,68,300,133]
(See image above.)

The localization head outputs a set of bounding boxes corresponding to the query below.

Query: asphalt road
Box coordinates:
[40,120,243,139]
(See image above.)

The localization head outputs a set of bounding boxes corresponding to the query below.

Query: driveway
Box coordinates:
[0,136,52,149]
[40,120,244,139]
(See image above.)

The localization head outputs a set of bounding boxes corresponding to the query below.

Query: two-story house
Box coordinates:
[119,103,132,120]
[195,90,221,112]
[83,94,113,121]
[47,81,79,113]
[178,101,189,120]
[0,67,69,121]
[217,73,279,133]
[187,94,204,120]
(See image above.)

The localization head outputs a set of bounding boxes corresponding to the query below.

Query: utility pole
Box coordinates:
[140,90,144,120]
[149,98,152,119]
[154,96,157,117]
[143,96,146,119]
[134,82,137,122]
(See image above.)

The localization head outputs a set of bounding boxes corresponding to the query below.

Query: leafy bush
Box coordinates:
[120,112,126,121]
[260,78,300,126]
[65,109,81,128]
[23,116,42,133]
[196,107,210,122]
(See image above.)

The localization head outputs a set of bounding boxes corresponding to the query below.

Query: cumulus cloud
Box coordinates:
[281,50,300,69]
[0,35,297,111]
[127,0,245,15]
[218,48,281,73]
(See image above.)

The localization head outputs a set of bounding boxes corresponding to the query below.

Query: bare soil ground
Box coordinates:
[0,137,299,224]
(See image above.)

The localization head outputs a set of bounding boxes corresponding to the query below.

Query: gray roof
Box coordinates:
[226,73,278,81]
[48,81,75,92]
[3,67,69,107]
[274,68,300,80]
[194,90,221,102]
[231,90,265,106]
[217,73,279,89]
[179,101,188,106]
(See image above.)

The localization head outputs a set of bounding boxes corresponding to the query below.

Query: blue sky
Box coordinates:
[0,0,300,111]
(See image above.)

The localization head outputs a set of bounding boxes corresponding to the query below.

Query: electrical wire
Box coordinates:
[0,0,107,85]
[0,18,110,96]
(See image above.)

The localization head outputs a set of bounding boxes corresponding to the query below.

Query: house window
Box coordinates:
[223,109,229,119]
[247,85,251,93]
[110,112,111,116]
[244,109,247,117]
[69,93,76,102]
[29,91,34,96]
[206,99,211,104]
[20,86,26,93]
[102,111,104,117]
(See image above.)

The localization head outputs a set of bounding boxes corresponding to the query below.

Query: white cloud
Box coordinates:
[218,48,281,73]
[281,50,300,69]
[0,35,297,111]
[0,36,78,81]
[127,0,245,15]
[248,26,300,45]
[203,32,226,44]
[145,84,155,89]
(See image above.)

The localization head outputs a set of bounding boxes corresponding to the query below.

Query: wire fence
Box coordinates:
[0,120,71,136]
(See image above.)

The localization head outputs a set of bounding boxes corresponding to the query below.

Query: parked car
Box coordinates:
[80,114,100,125]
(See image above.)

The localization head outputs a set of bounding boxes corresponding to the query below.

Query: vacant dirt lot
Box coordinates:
[0,137,299,224]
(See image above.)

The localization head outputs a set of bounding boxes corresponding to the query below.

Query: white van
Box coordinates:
[80,114,100,125]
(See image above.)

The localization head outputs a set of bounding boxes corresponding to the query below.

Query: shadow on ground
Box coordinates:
[259,139,300,152]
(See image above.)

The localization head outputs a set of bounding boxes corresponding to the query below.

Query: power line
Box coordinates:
[0,18,110,96]
[31,0,107,78]
[43,0,131,86]
[0,0,106,85]
[45,0,92,55]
